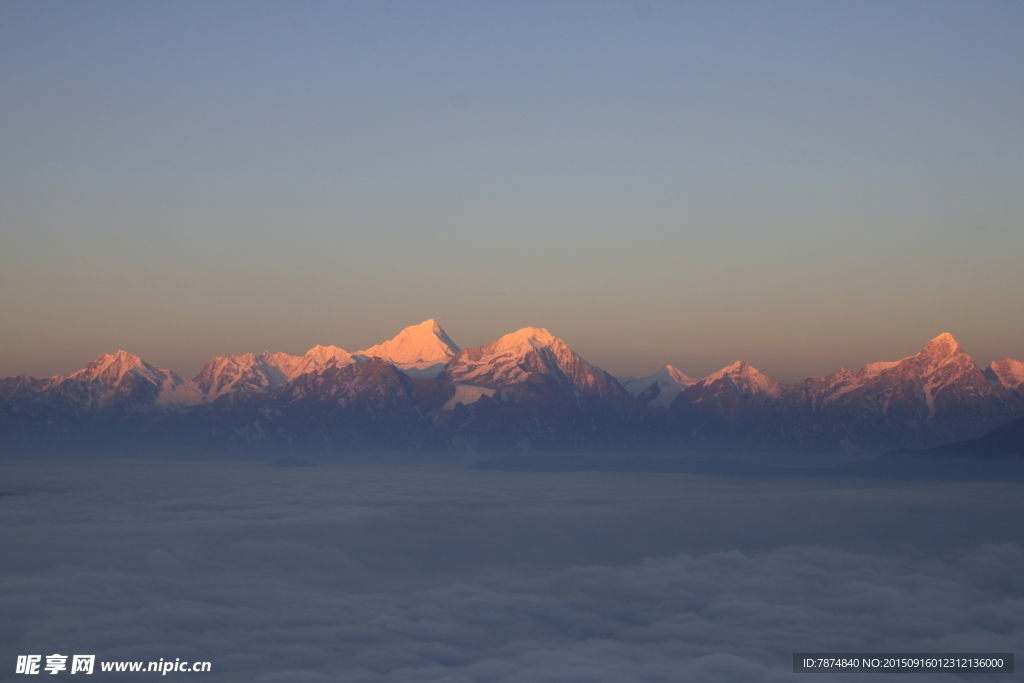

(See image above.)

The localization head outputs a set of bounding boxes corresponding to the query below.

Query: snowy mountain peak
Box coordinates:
[989,358,1024,382]
[356,320,460,364]
[618,364,696,408]
[192,354,266,398]
[73,350,153,384]
[922,332,963,359]
[61,350,200,406]
[986,358,1024,396]
[488,327,560,353]
[306,344,345,357]
[445,326,620,399]
[663,365,696,385]
[704,360,750,381]
[700,361,782,398]
[98,349,143,366]
[192,351,296,400]
[295,345,354,376]
[190,343,360,402]
[303,344,352,365]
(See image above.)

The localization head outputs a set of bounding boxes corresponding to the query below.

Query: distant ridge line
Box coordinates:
[1,323,1022,457]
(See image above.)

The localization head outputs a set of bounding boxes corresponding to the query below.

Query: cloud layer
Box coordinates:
[1,461,1022,682]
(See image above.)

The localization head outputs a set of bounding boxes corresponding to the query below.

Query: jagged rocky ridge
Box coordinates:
[1,322,1022,456]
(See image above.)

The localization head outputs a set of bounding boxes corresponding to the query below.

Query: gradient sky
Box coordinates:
[2,1,1022,382]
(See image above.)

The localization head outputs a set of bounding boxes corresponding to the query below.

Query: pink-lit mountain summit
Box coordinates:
[1,321,1022,456]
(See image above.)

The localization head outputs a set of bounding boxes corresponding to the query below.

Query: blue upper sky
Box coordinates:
[2,1,1022,381]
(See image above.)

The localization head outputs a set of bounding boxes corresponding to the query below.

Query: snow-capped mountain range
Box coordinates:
[1,321,1021,456]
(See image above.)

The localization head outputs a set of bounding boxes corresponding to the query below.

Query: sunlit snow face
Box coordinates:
[1,461,1022,682]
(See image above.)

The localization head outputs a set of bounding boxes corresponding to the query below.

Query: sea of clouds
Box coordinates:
[1,460,1022,682]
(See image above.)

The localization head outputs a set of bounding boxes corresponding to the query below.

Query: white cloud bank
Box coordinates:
[0,461,1022,682]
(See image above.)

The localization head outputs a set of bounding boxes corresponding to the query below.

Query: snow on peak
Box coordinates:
[700,361,782,398]
[618,364,696,407]
[834,334,965,387]
[356,320,460,364]
[96,349,143,367]
[703,361,748,382]
[862,360,901,377]
[193,351,294,399]
[72,350,154,384]
[291,345,354,377]
[302,344,353,367]
[487,327,560,353]
[62,350,200,405]
[305,344,347,360]
[192,343,361,402]
[447,326,606,391]
[988,358,1024,390]
[922,332,963,358]
[663,365,696,386]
